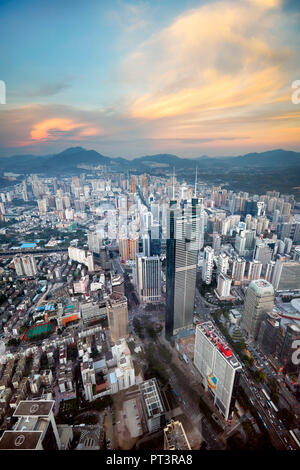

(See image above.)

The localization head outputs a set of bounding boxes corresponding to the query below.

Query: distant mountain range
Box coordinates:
[1,147,300,175]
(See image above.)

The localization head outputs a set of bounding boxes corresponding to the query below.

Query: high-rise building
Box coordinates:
[194,321,242,421]
[248,260,262,281]
[217,253,229,276]
[264,260,275,283]
[13,255,38,277]
[272,260,300,291]
[257,311,281,356]
[118,235,139,262]
[232,258,246,282]
[165,200,200,339]
[202,246,214,285]
[241,279,274,340]
[136,254,161,303]
[131,175,136,194]
[216,273,232,299]
[0,400,65,450]
[212,233,221,255]
[68,246,94,272]
[107,292,128,343]
[139,378,166,433]
[279,323,300,371]
[87,231,102,254]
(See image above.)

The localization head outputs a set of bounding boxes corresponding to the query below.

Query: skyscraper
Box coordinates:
[272,260,300,291]
[165,199,200,340]
[202,246,214,285]
[241,279,274,340]
[194,321,242,421]
[136,254,161,303]
[107,292,128,343]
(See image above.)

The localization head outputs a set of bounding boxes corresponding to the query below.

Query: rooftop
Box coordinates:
[0,430,43,449]
[13,400,55,418]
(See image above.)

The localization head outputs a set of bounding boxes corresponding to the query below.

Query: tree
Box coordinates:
[7,338,21,347]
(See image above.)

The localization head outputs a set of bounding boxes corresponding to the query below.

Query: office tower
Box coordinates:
[272,260,300,291]
[107,292,128,342]
[241,280,274,340]
[216,273,232,299]
[248,260,262,281]
[150,222,161,256]
[202,246,214,285]
[13,255,38,277]
[164,420,191,450]
[87,231,102,254]
[0,400,63,450]
[136,254,161,303]
[165,200,200,340]
[232,258,246,282]
[257,311,281,356]
[194,321,242,421]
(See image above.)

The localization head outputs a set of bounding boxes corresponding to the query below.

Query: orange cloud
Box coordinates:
[30,118,102,141]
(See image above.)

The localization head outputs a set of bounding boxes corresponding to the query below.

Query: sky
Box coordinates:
[0,0,299,159]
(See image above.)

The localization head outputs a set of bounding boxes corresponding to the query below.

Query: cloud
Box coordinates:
[30,117,102,141]
[110,0,299,153]
[12,79,73,100]
[124,0,290,121]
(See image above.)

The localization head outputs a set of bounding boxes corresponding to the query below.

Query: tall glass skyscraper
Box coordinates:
[165,198,200,340]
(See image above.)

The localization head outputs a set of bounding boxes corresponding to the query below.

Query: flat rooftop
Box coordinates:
[13,400,55,418]
[0,430,43,449]
[140,378,164,418]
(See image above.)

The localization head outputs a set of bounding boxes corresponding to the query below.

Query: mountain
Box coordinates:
[0,147,299,175]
